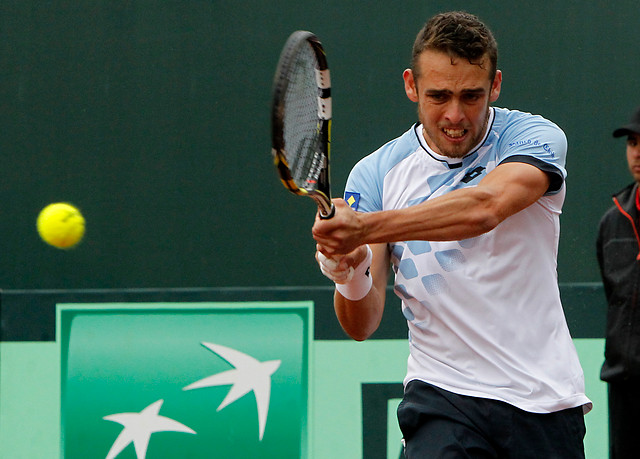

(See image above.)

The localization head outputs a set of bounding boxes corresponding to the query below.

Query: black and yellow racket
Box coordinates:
[271,30,335,219]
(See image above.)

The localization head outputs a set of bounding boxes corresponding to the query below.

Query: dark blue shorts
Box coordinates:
[397,380,586,459]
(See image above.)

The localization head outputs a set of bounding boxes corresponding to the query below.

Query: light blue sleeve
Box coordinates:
[496,111,568,194]
[343,126,420,212]
[344,153,384,213]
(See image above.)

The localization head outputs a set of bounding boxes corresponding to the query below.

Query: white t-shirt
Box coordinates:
[344,107,592,414]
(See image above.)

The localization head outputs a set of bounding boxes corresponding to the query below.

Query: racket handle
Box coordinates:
[320,202,336,220]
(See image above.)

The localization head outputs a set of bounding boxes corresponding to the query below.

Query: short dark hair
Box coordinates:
[412,11,498,81]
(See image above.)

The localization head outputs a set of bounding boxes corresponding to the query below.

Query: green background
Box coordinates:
[0,336,607,458]
[1,0,638,289]
[0,286,609,457]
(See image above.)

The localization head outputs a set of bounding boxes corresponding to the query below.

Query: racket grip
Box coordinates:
[320,202,335,219]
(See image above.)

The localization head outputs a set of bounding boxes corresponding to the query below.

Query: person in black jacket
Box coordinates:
[597,104,640,459]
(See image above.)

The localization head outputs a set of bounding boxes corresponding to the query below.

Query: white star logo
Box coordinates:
[183,342,281,441]
[103,399,195,459]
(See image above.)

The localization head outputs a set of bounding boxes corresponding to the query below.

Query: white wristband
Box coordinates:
[335,245,373,301]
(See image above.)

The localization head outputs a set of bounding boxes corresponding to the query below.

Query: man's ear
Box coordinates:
[403,69,419,103]
[489,70,502,103]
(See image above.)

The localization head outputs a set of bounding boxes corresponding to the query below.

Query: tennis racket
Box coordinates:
[271,30,335,219]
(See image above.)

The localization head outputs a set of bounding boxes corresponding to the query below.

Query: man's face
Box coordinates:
[626,133,640,183]
[403,49,502,158]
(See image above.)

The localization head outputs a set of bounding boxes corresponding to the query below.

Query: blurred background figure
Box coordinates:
[597,105,640,459]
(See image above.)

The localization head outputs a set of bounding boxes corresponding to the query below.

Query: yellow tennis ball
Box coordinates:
[36,203,85,249]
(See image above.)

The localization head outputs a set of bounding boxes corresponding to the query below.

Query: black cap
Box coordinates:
[613,105,640,137]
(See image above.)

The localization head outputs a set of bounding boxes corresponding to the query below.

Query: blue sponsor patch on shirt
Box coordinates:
[344,192,360,210]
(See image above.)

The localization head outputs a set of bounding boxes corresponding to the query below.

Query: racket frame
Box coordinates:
[271,31,335,219]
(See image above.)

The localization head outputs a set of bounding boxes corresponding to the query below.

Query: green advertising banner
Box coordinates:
[58,303,311,459]
[0,287,609,458]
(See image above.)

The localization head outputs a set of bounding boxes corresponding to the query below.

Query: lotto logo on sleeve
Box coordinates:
[344,192,361,210]
[59,302,311,459]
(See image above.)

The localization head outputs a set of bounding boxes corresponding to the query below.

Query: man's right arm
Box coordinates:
[331,243,390,341]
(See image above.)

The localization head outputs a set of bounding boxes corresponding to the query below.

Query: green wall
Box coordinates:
[0,284,612,458]
[1,1,638,289]
[0,339,608,459]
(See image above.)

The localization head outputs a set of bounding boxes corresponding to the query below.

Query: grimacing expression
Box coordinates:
[403,49,502,158]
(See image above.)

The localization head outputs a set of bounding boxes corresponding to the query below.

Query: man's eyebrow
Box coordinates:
[461,88,487,95]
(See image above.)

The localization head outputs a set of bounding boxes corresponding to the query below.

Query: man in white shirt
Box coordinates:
[313,11,591,458]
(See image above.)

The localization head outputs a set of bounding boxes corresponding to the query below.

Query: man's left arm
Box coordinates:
[313,162,551,255]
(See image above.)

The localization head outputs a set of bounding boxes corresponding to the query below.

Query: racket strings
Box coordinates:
[282,44,324,190]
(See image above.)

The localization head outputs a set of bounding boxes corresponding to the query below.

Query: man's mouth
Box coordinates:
[443,128,467,139]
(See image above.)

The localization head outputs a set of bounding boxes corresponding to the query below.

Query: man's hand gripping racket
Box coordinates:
[317,249,354,283]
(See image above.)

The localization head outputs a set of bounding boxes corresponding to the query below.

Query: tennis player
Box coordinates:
[313,11,592,458]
